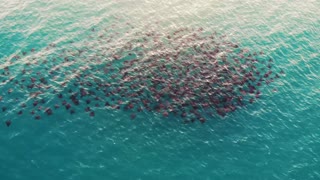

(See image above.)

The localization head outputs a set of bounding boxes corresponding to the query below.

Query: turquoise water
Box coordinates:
[1,0,319,179]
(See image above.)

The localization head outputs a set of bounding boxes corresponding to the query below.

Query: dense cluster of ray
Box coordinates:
[0,24,283,126]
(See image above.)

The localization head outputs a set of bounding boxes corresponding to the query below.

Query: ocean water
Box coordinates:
[0,0,319,179]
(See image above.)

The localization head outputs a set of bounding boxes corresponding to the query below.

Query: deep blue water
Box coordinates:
[0,0,319,179]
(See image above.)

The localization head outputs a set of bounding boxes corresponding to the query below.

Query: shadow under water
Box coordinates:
[0,21,284,127]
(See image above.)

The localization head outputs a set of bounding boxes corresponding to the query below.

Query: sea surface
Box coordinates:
[0,0,319,179]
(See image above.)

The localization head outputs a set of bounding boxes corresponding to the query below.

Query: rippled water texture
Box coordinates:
[0,0,319,179]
